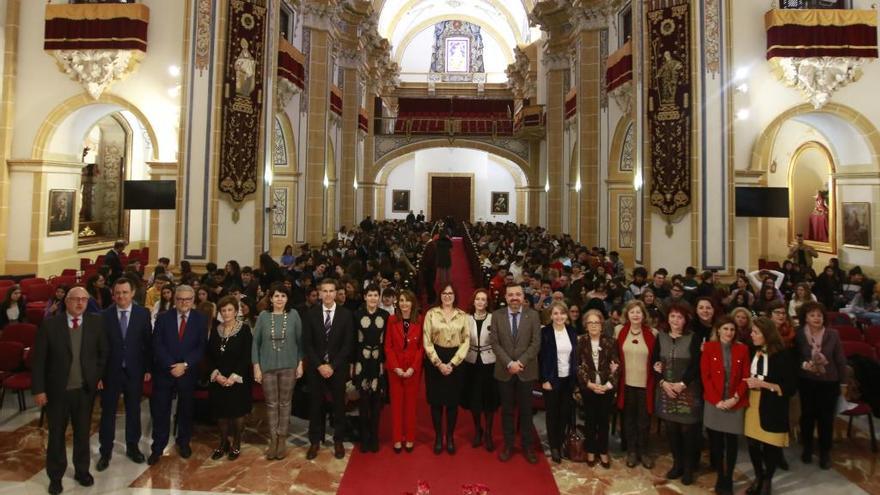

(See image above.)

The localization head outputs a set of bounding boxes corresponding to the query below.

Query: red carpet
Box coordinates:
[338,238,559,494]
[337,379,559,495]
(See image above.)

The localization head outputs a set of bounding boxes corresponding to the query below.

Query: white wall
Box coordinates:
[383,147,520,222]
[6,172,32,261]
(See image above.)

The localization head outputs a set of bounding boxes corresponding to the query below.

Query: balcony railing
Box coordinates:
[779,0,850,8]
[375,115,515,138]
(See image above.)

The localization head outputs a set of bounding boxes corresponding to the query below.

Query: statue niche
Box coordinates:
[788,141,836,254]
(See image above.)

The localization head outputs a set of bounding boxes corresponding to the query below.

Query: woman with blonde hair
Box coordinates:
[615,299,658,468]
[730,307,753,349]
[538,301,578,463]
[463,288,499,451]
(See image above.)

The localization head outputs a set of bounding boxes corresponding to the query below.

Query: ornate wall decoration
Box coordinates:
[44,3,150,99]
[607,40,633,114]
[647,3,691,216]
[276,37,304,112]
[765,9,877,109]
[218,0,267,204]
[374,135,531,164]
[195,0,213,73]
[619,194,635,248]
[600,29,609,109]
[272,187,288,236]
[99,142,124,236]
[704,0,721,76]
[428,20,485,83]
[619,122,634,172]
[273,117,287,166]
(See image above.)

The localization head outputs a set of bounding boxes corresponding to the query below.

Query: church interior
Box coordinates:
[1,0,879,494]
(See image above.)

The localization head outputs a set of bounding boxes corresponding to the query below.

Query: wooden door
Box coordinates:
[430,176,471,223]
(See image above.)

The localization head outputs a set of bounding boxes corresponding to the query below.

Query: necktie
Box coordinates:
[120,310,129,340]
[323,310,332,362]
[178,314,187,341]
[72,317,79,329]
[511,312,519,340]
[120,310,129,368]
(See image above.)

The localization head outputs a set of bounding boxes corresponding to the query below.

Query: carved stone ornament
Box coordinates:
[275,77,300,113]
[51,49,143,100]
[302,1,340,31]
[771,56,868,109]
[610,80,632,116]
[505,46,536,100]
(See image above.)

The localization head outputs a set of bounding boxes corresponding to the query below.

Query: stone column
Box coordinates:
[339,63,359,228]
[302,2,337,245]
[0,0,20,274]
[576,29,601,247]
[544,48,567,234]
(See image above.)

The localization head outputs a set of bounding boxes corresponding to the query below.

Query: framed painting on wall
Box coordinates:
[842,202,870,249]
[48,189,75,236]
[491,191,509,215]
[392,189,411,213]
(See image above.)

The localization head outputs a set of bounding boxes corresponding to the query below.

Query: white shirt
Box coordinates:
[555,330,572,378]
[116,305,133,323]
[321,303,336,326]
[66,312,83,328]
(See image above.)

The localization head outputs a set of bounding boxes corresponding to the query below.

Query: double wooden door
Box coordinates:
[430,175,471,224]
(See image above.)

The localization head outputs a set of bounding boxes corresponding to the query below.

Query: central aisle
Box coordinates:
[338,237,559,494]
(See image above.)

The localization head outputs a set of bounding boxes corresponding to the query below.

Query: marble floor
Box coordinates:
[0,394,875,494]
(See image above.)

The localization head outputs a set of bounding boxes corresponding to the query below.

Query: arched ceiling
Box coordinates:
[375,0,536,59]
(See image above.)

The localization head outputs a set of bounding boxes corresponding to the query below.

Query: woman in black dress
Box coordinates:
[462,288,499,451]
[207,295,253,460]
[353,284,390,453]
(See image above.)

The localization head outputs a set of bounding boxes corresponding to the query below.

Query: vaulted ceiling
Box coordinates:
[374,0,538,59]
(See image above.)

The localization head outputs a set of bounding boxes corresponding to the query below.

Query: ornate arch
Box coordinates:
[750,102,880,173]
[32,93,160,161]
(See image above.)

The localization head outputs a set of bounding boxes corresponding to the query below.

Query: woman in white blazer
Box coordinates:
[462,288,500,451]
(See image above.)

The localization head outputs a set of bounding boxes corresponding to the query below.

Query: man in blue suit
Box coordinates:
[147,285,206,465]
[96,277,152,471]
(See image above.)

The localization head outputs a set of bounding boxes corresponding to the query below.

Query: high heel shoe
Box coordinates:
[745,479,763,495]
[393,443,402,454]
[446,434,456,455]
[433,435,443,455]
[405,443,414,453]
[227,448,240,461]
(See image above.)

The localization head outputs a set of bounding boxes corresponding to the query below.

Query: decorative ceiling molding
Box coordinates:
[770,57,868,110]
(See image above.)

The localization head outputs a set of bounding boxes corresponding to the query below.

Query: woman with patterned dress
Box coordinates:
[423,284,470,455]
[353,284,390,453]
[577,309,619,468]
[207,295,253,461]
[252,283,303,460]
[462,288,499,451]
[385,290,424,453]
[653,302,703,486]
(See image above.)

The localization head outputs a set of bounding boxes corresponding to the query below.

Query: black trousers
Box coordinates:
[708,428,738,481]
[667,421,699,473]
[99,369,144,456]
[583,388,614,454]
[543,377,572,451]
[46,389,95,482]
[359,389,382,445]
[307,369,347,444]
[498,375,535,450]
[748,438,782,481]
[623,386,649,456]
[150,377,196,455]
[799,377,839,454]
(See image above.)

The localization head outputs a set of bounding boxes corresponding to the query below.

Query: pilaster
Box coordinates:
[577,29,602,247]
[0,0,21,274]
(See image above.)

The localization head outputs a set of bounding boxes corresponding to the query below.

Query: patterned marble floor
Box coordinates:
[0,395,875,494]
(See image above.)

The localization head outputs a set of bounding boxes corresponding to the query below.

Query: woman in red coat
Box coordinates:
[385,290,424,453]
[700,316,749,495]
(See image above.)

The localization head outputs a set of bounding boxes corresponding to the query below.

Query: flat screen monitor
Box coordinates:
[123,180,176,210]
[735,186,789,218]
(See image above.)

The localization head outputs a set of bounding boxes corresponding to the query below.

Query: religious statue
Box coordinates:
[655,50,682,107]
[234,39,256,97]
[806,190,829,242]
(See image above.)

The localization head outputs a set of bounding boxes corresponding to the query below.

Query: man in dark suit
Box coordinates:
[148,285,206,465]
[303,278,354,460]
[490,283,542,464]
[97,277,152,471]
[104,240,126,283]
[32,286,108,495]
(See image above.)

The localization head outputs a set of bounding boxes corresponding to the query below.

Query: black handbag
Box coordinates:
[564,389,588,462]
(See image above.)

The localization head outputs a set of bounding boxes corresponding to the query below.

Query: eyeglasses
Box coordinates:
[586,321,602,325]
[66,297,89,303]
[175,297,194,302]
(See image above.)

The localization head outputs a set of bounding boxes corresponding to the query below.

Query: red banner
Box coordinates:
[606,41,632,92]
[44,3,149,52]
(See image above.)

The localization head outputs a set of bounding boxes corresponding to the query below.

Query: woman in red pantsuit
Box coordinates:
[385,290,424,453]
